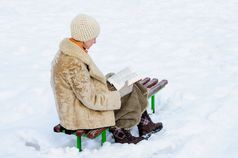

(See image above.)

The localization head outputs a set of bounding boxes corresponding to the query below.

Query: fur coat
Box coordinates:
[51,38,121,130]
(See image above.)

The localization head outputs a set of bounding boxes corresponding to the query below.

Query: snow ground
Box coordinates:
[0,0,238,157]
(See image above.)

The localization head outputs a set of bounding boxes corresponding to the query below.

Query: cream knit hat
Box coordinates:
[70,14,100,42]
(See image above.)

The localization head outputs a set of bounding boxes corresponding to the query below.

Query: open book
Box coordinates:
[107,67,142,97]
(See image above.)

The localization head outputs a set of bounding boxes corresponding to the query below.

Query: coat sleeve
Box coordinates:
[64,62,121,111]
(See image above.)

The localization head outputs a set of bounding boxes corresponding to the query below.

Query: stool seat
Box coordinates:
[53,124,108,151]
[53,124,77,135]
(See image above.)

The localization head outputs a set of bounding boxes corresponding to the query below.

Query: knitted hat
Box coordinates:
[70,14,100,42]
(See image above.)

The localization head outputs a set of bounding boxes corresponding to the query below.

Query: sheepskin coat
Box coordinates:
[51,38,121,130]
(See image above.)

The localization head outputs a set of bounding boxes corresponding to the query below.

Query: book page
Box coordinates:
[107,74,125,90]
[107,67,141,90]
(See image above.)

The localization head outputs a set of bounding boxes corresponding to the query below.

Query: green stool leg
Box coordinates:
[77,136,82,151]
[151,95,155,113]
[101,129,107,145]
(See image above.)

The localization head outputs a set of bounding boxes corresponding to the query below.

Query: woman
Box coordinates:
[51,14,163,144]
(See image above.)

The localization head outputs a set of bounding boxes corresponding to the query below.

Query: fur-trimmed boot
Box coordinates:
[137,111,163,137]
[110,127,144,144]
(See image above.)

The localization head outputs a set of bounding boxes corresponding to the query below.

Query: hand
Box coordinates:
[107,81,117,91]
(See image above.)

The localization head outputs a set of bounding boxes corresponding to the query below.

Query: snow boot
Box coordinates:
[137,111,163,137]
[110,127,144,144]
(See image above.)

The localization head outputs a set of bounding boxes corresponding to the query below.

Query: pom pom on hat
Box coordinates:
[70,14,100,42]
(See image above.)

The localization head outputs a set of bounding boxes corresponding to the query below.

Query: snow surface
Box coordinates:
[0,0,238,157]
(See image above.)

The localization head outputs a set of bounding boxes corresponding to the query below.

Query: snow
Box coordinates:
[0,0,238,157]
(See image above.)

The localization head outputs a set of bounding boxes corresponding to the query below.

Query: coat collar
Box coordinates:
[68,38,88,53]
[59,38,107,84]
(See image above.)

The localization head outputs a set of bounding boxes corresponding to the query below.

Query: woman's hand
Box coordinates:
[107,81,117,91]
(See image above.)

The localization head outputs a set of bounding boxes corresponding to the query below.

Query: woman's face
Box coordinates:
[84,38,96,49]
